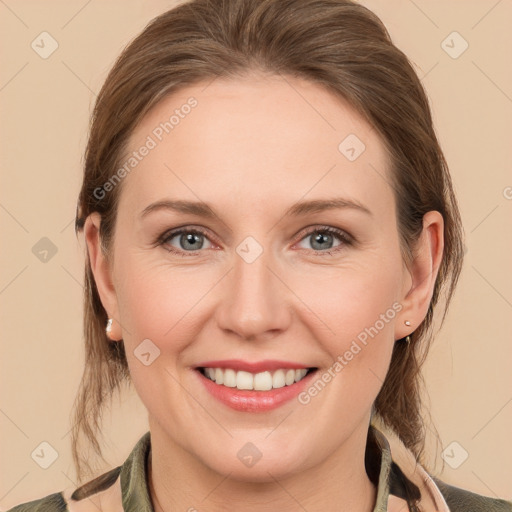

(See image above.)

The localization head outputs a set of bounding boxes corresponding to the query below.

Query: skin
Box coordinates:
[84,72,443,512]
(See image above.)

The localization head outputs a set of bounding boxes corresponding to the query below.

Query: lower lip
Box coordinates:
[196,369,316,412]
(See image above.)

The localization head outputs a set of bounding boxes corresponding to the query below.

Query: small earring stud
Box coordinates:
[404,320,411,326]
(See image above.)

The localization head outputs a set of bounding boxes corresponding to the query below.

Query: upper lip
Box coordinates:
[194,359,314,373]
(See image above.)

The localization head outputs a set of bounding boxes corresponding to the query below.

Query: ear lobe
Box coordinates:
[84,212,122,340]
[396,211,444,340]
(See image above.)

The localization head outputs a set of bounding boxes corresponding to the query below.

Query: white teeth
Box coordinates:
[223,368,236,387]
[202,367,310,390]
[285,369,295,385]
[254,371,273,391]
[272,370,286,389]
[236,371,254,390]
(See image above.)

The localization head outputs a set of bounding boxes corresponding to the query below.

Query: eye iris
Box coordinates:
[311,231,333,250]
[181,232,203,250]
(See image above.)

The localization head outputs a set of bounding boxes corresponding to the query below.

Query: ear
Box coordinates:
[395,210,444,340]
[84,212,123,341]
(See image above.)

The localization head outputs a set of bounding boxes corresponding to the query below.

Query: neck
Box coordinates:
[147,422,377,512]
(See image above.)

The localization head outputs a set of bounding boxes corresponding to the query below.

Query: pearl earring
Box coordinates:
[404,320,411,344]
[106,318,113,339]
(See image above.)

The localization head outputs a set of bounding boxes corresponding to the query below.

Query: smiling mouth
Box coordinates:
[197,367,317,391]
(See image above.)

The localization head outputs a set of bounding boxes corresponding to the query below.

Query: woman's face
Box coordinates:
[87,73,435,480]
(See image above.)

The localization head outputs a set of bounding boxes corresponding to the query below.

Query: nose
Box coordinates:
[215,240,291,342]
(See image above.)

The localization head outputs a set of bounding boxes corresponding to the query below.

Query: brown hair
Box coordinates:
[72,0,464,499]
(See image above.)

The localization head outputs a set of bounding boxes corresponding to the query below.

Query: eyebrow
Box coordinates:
[139,197,372,220]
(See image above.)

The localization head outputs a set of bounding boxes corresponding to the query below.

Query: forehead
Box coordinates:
[118,73,394,219]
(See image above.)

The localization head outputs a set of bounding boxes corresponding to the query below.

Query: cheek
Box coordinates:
[291,259,402,344]
[112,257,200,407]
[289,256,403,405]
[114,254,213,351]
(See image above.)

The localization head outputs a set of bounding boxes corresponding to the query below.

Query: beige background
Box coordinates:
[1,0,511,508]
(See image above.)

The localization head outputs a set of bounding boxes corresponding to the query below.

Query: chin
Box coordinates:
[197,443,308,483]
[212,461,297,483]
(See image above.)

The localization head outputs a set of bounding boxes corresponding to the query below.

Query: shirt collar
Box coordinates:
[120,430,152,511]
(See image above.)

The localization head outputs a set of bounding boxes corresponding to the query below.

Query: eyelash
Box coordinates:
[156,225,353,258]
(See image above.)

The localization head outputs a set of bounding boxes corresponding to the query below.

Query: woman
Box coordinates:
[7,0,511,511]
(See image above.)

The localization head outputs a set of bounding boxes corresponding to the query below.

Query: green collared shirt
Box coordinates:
[6,426,512,511]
